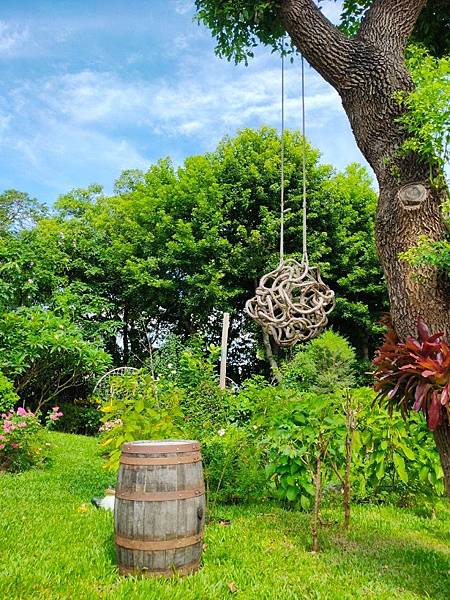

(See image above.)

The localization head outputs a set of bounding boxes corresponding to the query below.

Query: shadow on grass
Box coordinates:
[276,507,450,600]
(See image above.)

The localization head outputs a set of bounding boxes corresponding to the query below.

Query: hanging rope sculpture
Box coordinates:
[245,51,335,347]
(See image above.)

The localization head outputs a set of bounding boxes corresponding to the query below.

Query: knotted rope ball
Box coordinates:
[245,258,335,347]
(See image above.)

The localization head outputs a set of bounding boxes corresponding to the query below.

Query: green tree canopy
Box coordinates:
[0,128,386,377]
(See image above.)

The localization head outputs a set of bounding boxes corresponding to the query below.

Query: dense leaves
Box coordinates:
[374,318,450,431]
[0,129,385,382]
[0,307,111,410]
[195,1,450,64]
[395,45,450,183]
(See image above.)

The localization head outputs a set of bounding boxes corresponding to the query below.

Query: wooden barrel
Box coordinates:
[114,440,205,577]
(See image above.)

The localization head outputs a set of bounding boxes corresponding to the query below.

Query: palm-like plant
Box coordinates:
[374,318,450,431]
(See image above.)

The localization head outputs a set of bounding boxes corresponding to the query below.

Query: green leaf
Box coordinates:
[300,495,310,511]
[393,452,408,483]
[286,486,298,502]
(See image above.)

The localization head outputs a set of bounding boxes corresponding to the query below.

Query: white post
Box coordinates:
[219,312,230,390]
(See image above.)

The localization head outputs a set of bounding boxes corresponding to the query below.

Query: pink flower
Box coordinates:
[0,444,4,450]
[18,422,27,428]
[11,443,19,449]
[16,407,27,416]
[3,421,12,433]
[52,406,60,412]
[0,435,4,441]
[49,414,58,421]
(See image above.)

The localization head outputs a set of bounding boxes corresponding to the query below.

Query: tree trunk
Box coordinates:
[279,0,450,495]
[311,451,322,553]
[433,411,450,496]
[262,331,282,383]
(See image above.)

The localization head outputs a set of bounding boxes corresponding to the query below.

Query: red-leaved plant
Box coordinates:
[374,317,450,431]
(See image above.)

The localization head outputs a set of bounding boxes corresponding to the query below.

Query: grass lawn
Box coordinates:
[0,432,449,600]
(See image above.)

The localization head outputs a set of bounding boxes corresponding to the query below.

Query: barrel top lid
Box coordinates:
[122,440,200,454]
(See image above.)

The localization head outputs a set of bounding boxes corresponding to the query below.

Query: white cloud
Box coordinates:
[29,55,341,146]
[173,0,195,16]
[0,20,29,55]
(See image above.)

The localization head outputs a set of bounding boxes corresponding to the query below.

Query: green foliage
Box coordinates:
[54,399,102,436]
[0,128,384,373]
[99,372,183,471]
[0,189,46,235]
[401,197,450,275]
[265,386,444,506]
[156,336,241,433]
[282,330,356,392]
[0,306,111,410]
[265,391,346,508]
[194,0,286,65]
[2,432,449,600]
[354,398,444,501]
[202,425,266,503]
[395,45,450,182]
[0,372,19,414]
[0,407,59,472]
[195,1,450,64]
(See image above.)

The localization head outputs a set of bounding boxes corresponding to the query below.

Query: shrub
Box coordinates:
[54,399,102,436]
[201,425,267,504]
[0,406,62,472]
[282,330,356,392]
[0,371,19,414]
[0,306,111,411]
[352,388,444,501]
[374,317,450,431]
[164,338,239,434]
[265,391,346,509]
[98,371,184,470]
[264,386,444,507]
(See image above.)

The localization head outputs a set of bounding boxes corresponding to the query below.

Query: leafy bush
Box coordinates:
[98,371,183,470]
[0,306,111,411]
[0,371,19,414]
[0,406,62,472]
[54,399,102,436]
[374,317,450,431]
[282,330,356,392]
[265,391,346,509]
[201,425,267,504]
[152,333,185,381]
[264,386,444,507]
[163,338,239,434]
[353,395,444,501]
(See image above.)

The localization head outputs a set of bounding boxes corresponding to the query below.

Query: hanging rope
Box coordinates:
[280,40,285,260]
[301,54,307,263]
[245,47,335,347]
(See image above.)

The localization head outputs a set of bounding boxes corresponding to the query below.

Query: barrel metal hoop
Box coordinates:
[115,488,205,502]
[120,453,202,466]
[118,559,200,577]
[116,532,203,551]
[122,442,200,454]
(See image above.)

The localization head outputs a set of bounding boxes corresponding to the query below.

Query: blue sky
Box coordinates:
[0,0,371,204]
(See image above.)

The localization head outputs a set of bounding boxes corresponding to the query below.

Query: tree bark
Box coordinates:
[433,411,450,496]
[279,0,450,495]
[311,450,322,552]
[262,330,282,383]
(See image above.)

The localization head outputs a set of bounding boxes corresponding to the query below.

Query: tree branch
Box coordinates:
[279,0,354,90]
[357,0,428,53]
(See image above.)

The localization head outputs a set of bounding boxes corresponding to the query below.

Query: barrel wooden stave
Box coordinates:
[114,441,205,577]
